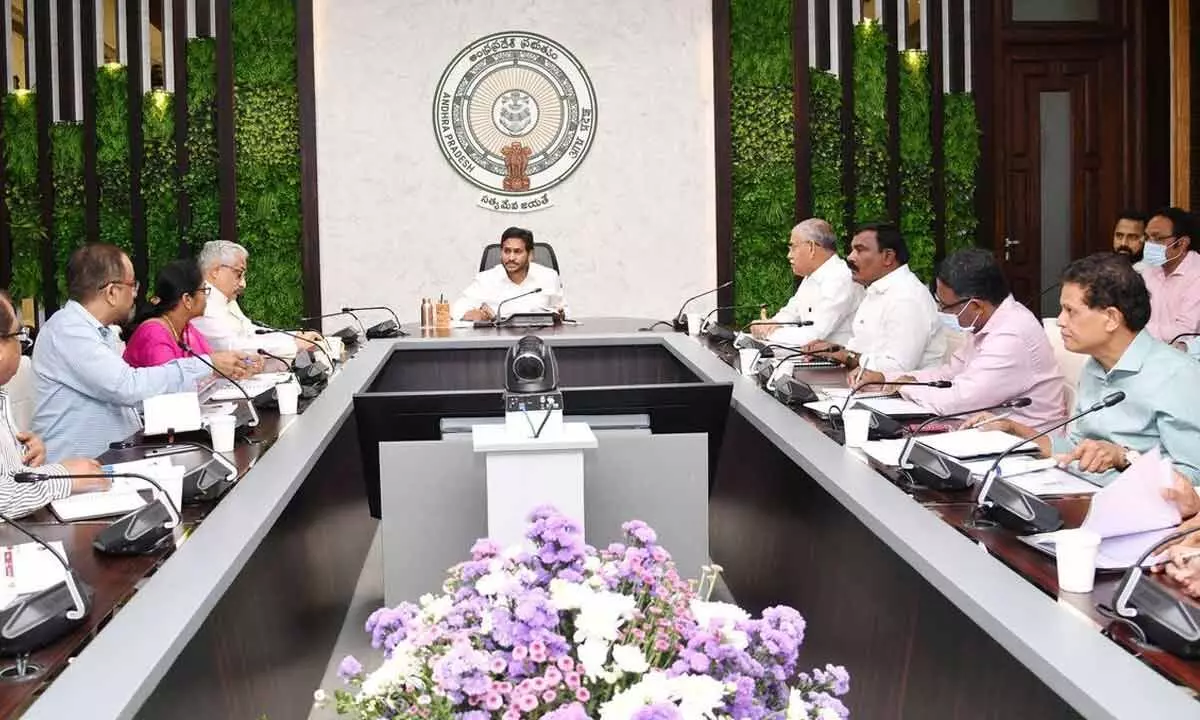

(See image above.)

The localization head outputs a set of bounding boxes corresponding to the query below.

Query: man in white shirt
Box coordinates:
[750,218,862,348]
[191,240,316,357]
[804,222,945,373]
[453,227,566,321]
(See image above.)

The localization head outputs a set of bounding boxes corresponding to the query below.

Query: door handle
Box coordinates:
[1004,237,1019,260]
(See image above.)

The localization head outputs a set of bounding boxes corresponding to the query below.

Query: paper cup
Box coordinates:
[842,408,872,448]
[206,414,237,453]
[1055,528,1101,593]
[686,312,704,337]
[276,381,301,415]
[738,348,760,376]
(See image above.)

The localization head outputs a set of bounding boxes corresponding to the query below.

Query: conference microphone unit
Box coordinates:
[108,439,238,503]
[829,379,951,441]
[15,471,181,555]
[637,281,735,332]
[258,347,324,388]
[896,397,1033,491]
[835,379,952,419]
[976,391,1125,534]
[473,288,545,328]
[709,319,813,344]
[299,310,364,345]
[0,509,91,657]
[341,305,408,338]
[254,326,337,371]
[179,341,260,429]
[1108,526,1200,659]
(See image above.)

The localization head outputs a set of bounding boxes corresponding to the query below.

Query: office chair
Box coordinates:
[479,243,560,273]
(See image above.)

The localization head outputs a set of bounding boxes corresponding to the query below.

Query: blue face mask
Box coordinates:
[938,300,979,334]
[1142,239,1179,268]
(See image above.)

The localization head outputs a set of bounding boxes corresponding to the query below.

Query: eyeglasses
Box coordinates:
[102,279,140,293]
[220,264,247,280]
[936,297,971,312]
[1145,234,1177,245]
[1,327,31,351]
[190,286,212,297]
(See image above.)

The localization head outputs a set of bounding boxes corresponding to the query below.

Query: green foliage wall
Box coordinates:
[232,0,303,328]
[809,69,843,243]
[142,91,176,282]
[852,22,887,225]
[4,93,41,300]
[185,38,219,252]
[730,0,796,326]
[944,92,981,254]
[899,52,933,281]
[51,123,84,297]
[96,64,131,255]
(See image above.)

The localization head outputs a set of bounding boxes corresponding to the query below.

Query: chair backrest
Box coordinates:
[941,326,968,363]
[479,243,560,273]
[5,355,35,431]
[1042,318,1089,390]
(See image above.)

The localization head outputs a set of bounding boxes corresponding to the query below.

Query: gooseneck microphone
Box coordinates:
[898,397,1034,469]
[835,379,953,420]
[976,391,1125,534]
[668,280,734,331]
[254,326,336,370]
[179,341,260,429]
[341,306,408,338]
[15,471,181,555]
[0,510,92,657]
[299,309,365,337]
[107,439,237,503]
[1108,525,1200,658]
[492,288,543,324]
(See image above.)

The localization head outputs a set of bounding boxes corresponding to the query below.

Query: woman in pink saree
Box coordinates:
[123,259,215,367]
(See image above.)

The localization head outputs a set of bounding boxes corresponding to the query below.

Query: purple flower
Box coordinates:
[542,702,590,720]
[631,703,682,720]
[337,655,363,681]
[622,519,658,546]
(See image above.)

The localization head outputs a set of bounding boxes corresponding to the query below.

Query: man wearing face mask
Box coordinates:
[851,248,1066,425]
[1141,207,1200,344]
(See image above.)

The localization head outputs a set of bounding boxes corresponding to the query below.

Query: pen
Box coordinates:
[852,364,865,388]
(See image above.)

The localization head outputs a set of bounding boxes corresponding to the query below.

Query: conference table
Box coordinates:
[0,318,1196,719]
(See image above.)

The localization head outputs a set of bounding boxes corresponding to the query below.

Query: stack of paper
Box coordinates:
[916,428,1037,459]
[49,457,183,522]
[0,540,68,595]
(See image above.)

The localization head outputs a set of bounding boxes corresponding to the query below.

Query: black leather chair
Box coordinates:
[479,243,560,273]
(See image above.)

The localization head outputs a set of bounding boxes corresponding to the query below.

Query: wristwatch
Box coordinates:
[1120,448,1141,471]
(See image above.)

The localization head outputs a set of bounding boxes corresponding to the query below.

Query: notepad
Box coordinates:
[915,428,1038,459]
[0,540,68,595]
[49,491,147,522]
[855,397,934,418]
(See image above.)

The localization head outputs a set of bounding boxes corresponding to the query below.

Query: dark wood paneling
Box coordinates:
[35,0,56,312]
[883,0,901,222]
[713,0,734,320]
[838,0,854,238]
[792,0,812,221]
[930,0,948,261]
[126,0,147,289]
[56,0,75,122]
[0,0,10,288]
[297,0,321,318]
[1192,0,1199,211]
[215,0,236,243]
[948,0,966,93]
[814,0,830,71]
[81,0,99,247]
[173,0,190,257]
[196,0,212,38]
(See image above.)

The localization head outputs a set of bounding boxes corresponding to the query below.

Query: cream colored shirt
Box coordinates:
[191,282,295,356]
[767,254,863,347]
[847,264,946,373]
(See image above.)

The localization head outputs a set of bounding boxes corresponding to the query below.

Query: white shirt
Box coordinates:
[451,263,567,320]
[191,282,295,356]
[847,264,946,373]
[766,254,863,347]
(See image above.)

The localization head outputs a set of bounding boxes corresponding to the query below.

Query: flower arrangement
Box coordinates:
[320,508,849,719]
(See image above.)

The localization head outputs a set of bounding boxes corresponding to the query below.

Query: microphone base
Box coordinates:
[92,502,176,555]
[331,326,361,346]
[980,478,1063,534]
[366,320,404,339]
[1119,577,1200,658]
[0,576,93,656]
[901,444,975,491]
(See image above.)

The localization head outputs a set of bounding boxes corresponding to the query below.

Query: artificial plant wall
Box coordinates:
[4,93,41,300]
[184,38,219,252]
[50,122,84,298]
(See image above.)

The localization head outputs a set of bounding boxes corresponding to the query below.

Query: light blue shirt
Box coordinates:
[1051,331,1200,485]
[32,301,214,461]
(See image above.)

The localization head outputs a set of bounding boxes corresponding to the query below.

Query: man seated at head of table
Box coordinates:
[748,218,863,348]
[966,253,1200,489]
[0,290,110,518]
[31,244,258,461]
[191,240,320,357]
[851,248,1066,426]
[799,222,946,373]
[452,227,567,322]
[1140,207,1200,347]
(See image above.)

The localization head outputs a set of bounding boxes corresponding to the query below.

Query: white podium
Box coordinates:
[471,422,598,549]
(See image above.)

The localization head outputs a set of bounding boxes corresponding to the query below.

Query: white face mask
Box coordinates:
[938,300,980,334]
[1142,238,1180,268]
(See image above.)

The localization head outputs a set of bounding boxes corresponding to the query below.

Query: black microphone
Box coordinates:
[254,326,336,370]
[107,439,237,503]
[258,347,322,385]
[703,304,766,325]
[835,379,953,420]
[668,280,734,331]
[0,511,92,657]
[895,397,1033,491]
[1169,332,1200,347]
[299,309,366,338]
[341,305,408,338]
[179,341,260,429]
[14,471,181,555]
[899,397,1034,469]
[489,288,543,325]
[976,391,1125,534]
[709,319,814,343]
[1109,525,1200,658]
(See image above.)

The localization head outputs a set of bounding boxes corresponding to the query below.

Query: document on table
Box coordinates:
[915,428,1038,459]
[48,457,172,522]
[818,387,894,401]
[855,397,934,417]
[859,438,908,467]
[955,456,1099,496]
[0,540,68,596]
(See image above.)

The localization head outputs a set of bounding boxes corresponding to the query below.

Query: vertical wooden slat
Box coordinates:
[1191,0,1199,212]
[0,0,10,286]
[947,0,965,93]
[815,0,831,71]
[838,0,855,237]
[883,0,901,222]
[793,0,812,221]
[214,0,234,242]
[47,0,57,120]
[56,0,74,121]
[81,0,98,244]
[35,0,56,311]
[172,0,188,255]
[127,0,147,287]
[1170,0,1191,207]
[713,0,734,319]
[973,0,996,251]
[195,0,210,37]
[929,0,947,261]
[297,0,320,317]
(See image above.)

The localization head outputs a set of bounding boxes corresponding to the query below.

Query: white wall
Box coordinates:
[313,0,716,324]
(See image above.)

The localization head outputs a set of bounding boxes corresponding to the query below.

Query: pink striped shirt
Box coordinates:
[123,319,213,368]
[889,296,1067,426]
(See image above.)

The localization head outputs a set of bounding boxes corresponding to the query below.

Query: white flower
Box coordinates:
[476,568,517,597]
[689,600,750,629]
[599,672,728,720]
[419,593,454,623]
[577,637,610,680]
[672,674,727,718]
[584,555,602,572]
[360,643,421,697]
[312,689,328,707]
[818,709,841,720]
[549,578,593,610]
[611,643,650,675]
[786,688,810,720]
[574,590,637,644]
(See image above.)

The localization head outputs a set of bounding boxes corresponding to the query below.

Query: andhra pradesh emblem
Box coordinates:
[433,31,597,213]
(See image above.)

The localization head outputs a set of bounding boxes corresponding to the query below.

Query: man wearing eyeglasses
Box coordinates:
[31,244,255,461]
[1140,207,1200,345]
